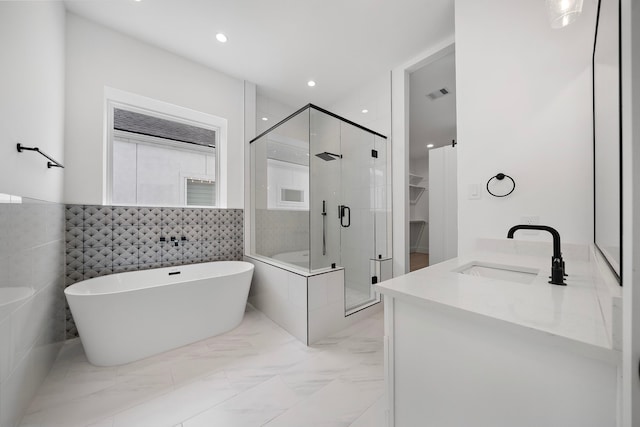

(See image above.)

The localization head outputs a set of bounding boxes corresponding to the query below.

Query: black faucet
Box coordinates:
[507,225,566,286]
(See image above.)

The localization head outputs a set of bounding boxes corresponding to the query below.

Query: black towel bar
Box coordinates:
[16,143,64,169]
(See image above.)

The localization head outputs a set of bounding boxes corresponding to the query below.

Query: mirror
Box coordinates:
[593,0,621,282]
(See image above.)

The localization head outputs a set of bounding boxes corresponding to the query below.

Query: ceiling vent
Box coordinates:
[426,87,450,101]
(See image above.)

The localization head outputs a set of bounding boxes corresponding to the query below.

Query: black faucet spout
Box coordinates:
[507,224,566,286]
[507,225,562,259]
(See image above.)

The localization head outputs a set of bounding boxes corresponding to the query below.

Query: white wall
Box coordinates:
[64,13,245,207]
[244,81,256,256]
[0,3,66,426]
[329,73,393,263]
[328,72,392,137]
[455,0,596,255]
[0,2,66,203]
[621,0,640,424]
[256,93,299,136]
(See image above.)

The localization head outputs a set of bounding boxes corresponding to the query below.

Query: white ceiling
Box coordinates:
[63,0,455,108]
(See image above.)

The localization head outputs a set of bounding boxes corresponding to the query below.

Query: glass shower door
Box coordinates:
[340,122,379,313]
[309,108,385,314]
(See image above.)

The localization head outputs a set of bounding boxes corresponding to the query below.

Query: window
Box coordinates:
[266,159,309,210]
[280,188,304,203]
[186,178,216,206]
[105,90,225,207]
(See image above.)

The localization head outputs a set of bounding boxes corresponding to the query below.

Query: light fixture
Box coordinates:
[362,109,369,114]
[261,117,268,121]
[215,33,228,43]
[307,80,316,87]
[427,144,434,148]
[545,0,584,29]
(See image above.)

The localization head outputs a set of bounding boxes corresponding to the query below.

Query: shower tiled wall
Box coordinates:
[65,205,244,338]
[254,209,308,257]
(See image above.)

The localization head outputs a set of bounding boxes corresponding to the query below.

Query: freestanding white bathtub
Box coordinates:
[65,261,254,366]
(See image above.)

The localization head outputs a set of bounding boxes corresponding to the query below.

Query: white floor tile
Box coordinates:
[349,396,386,427]
[85,417,115,427]
[182,376,301,427]
[264,378,383,427]
[111,373,239,427]
[20,305,384,427]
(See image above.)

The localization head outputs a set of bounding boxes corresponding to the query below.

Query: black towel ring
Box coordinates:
[486,173,515,197]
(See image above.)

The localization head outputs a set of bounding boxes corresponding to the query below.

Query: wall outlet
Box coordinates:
[521,216,539,235]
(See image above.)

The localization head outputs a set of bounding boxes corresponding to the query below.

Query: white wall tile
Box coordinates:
[307,275,328,310]
[246,258,308,343]
[287,274,307,310]
[0,316,12,383]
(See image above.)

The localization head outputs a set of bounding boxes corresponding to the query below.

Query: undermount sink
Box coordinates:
[455,262,540,285]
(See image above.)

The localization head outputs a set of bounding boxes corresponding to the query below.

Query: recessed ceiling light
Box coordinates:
[307,80,316,87]
[362,109,368,114]
[261,117,268,121]
[427,144,434,148]
[216,33,228,43]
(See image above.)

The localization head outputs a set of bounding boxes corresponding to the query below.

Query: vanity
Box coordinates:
[376,238,621,427]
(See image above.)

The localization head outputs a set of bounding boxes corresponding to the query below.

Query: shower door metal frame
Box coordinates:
[250,104,387,145]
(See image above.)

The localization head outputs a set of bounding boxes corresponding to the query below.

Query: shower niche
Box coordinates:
[248,104,391,344]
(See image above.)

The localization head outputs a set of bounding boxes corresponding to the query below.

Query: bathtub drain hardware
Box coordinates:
[486,173,516,197]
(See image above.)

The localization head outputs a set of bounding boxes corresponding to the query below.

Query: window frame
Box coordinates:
[104,87,227,207]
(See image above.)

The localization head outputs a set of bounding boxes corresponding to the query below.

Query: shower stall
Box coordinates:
[247,104,391,344]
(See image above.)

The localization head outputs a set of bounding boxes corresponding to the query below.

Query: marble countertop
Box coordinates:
[375,241,619,359]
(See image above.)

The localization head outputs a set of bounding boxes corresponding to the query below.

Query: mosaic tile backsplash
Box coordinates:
[65,205,244,338]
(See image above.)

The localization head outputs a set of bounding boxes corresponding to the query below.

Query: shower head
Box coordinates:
[315,152,343,161]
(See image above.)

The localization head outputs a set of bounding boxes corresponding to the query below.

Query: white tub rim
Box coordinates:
[65,261,254,297]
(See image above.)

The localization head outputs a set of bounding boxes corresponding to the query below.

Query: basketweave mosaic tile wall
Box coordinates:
[65,205,244,338]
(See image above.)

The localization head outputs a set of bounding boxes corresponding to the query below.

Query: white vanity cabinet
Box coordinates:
[376,241,621,427]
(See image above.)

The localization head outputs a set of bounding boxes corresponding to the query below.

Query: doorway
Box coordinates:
[408,49,458,271]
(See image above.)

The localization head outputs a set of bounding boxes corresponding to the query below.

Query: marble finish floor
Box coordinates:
[19,305,385,427]
[344,286,376,312]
